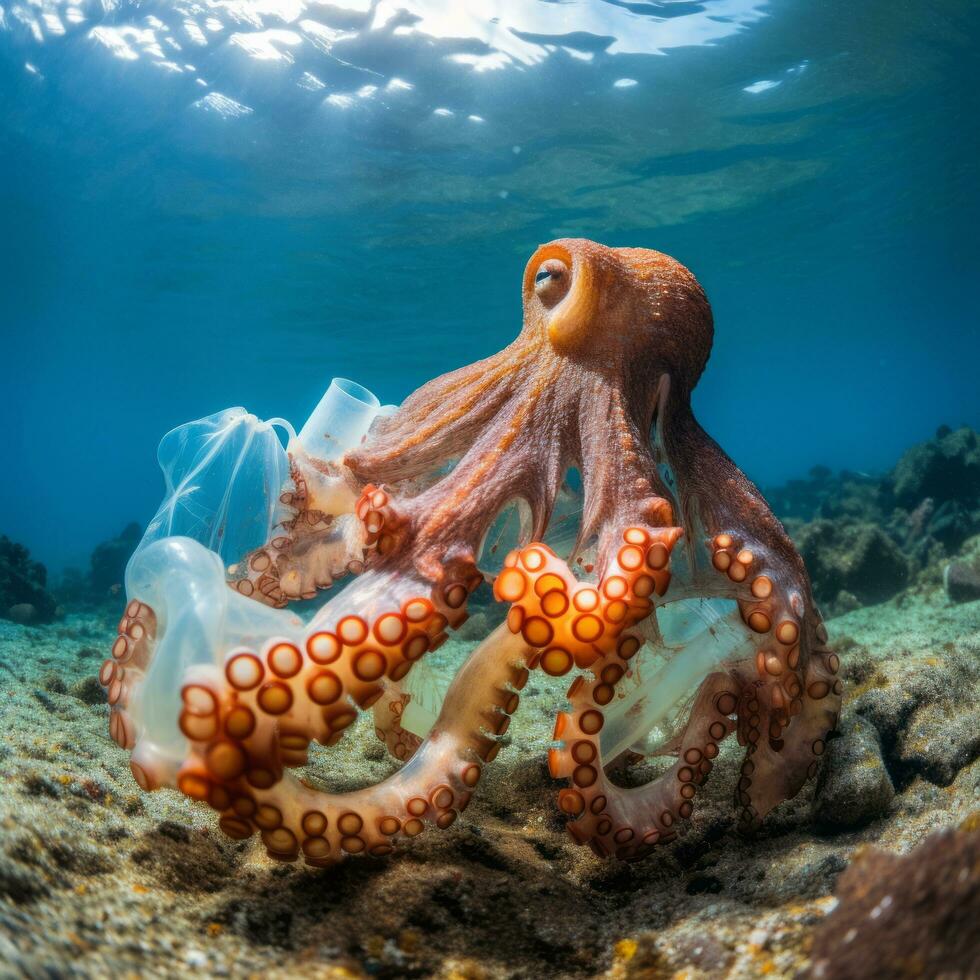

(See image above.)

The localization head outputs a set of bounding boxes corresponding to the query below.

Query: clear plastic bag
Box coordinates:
[136,408,295,567]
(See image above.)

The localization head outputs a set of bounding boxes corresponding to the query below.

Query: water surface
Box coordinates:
[1,0,977,570]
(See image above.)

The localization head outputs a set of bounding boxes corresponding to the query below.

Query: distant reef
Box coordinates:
[1,522,143,623]
[0,536,57,624]
[5,425,978,624]
[52,522,143,609]
[766,425,980,614]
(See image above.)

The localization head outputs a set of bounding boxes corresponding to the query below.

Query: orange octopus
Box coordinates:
[101,238,841,864]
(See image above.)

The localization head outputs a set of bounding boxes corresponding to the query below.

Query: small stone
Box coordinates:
[184,949,208,968]
[69,675,106,705]
[813,718,894,831]
[944,558,980,603]
[7,604,37,624]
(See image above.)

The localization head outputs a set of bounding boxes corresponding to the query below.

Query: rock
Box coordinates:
[833,590,861,614]
[896,700,980,787]
[6,603,37,624]
[945,557,980,603]
[927,499,975,551]
[89,521,141,595]
[813,717,894,831]
[772,428,980,597]
[852,652,978,751]
[0,854,49,903]
[0,536,56,623]
[804,826,980,979]
[796,521,908,611]
[890,425,980,510]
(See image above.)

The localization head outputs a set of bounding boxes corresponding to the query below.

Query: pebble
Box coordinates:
[944,559,980,603]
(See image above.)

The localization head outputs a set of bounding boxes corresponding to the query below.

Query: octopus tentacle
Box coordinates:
[492,527,682,678]
[698,532,841,826]
[369,382,572,587]
[654,396,841,821]
[347,341,535,485]
[578,383,675,570]
[228,455,373,608]
[176,624,531,865]
[490,527,744,856]
[372,683,423,763]
[733,630,842,830]
[557,670,738,858]
[232,516,368,608]
[547,601,757,854]
[101,599,157,752]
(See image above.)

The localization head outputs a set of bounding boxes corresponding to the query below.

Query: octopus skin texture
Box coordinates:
[100,238,841,866]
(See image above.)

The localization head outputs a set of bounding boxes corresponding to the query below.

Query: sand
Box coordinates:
[0,584,977,979]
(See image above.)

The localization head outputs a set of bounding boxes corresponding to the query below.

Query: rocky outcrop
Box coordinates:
[89,522,142,596]
[805,825,980,979]
[890,425,980,509]
[795,521,909,610]
[0,536,56,624]
[768,426,980,612]
[51,522,143,607]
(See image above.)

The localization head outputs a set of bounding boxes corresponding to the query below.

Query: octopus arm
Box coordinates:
[104,535,537,863]
[578,382,676,570]
[658,395,842,825]
[347,342,531,485]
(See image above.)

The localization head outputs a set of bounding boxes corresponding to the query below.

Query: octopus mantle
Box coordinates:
[100,238,841,866]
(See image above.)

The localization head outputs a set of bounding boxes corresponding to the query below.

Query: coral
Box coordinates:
[805,826,980,979]
[98,239,839,866]
[0,536,56,624]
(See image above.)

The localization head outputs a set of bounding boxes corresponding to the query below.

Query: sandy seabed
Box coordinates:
[0,583,977,979]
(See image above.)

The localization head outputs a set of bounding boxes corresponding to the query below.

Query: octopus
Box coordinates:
[100,238,841,865]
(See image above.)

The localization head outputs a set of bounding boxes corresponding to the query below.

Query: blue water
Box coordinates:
[1,0,977,573]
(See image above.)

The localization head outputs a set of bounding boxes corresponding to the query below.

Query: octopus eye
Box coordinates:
[534,259,570,306]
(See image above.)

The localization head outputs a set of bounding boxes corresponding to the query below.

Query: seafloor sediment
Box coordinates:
[0,570,977,979]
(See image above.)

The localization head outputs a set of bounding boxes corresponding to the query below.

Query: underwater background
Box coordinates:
[1,3,979,979]
[1,0,978,573]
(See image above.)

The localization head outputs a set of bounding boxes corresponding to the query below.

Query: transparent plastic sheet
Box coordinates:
[599,598,751,760]
[134,379,397,570]
[396,597,750,754]
[127,535,305,765]
[122,380,393,766]
[136,408,295,567]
